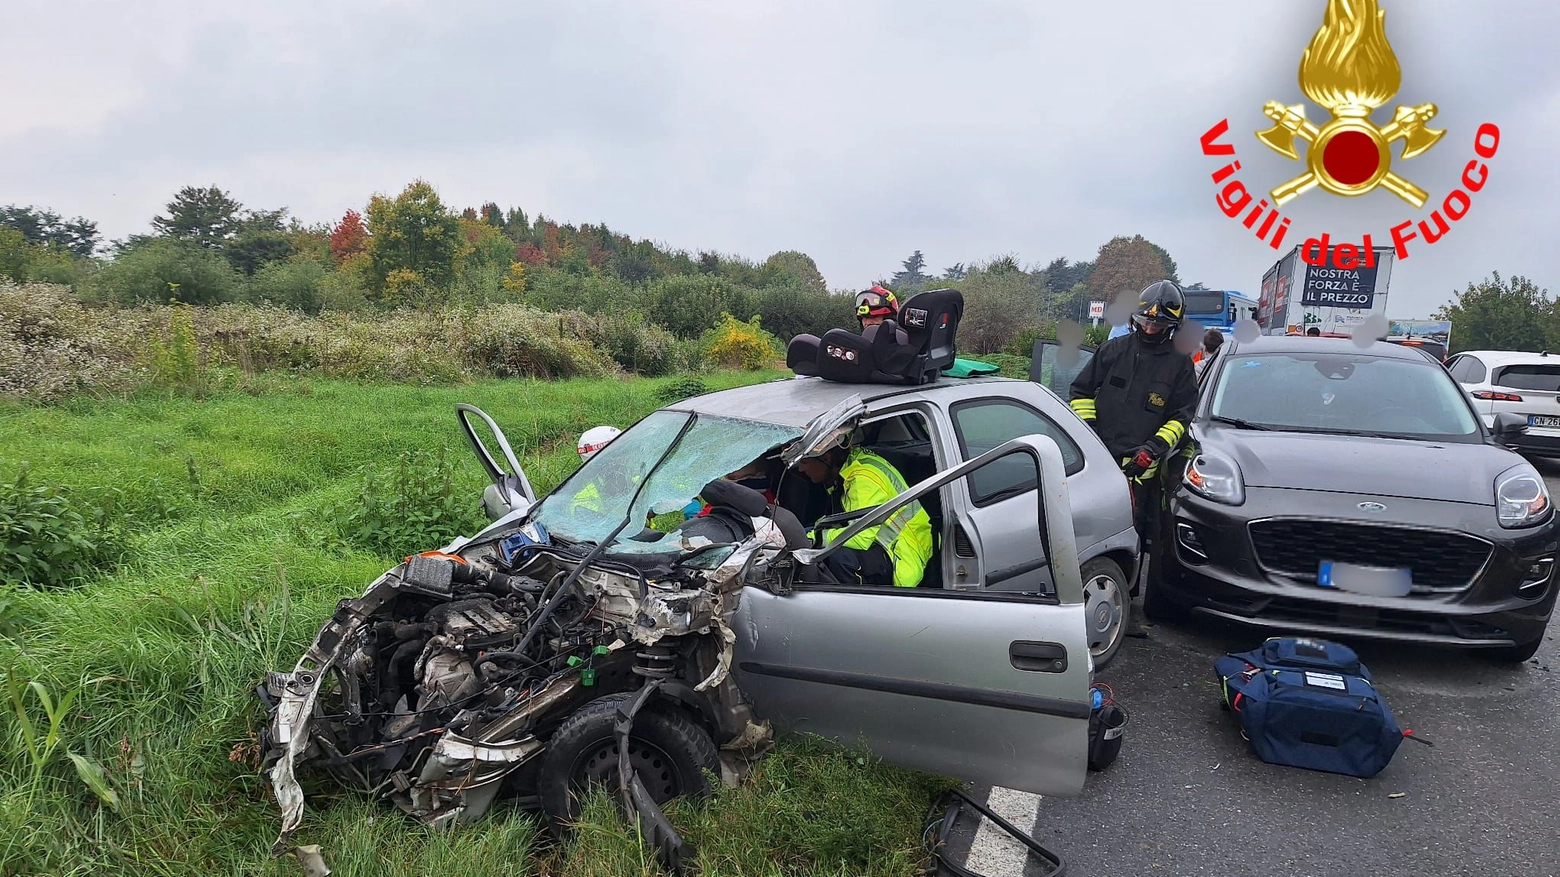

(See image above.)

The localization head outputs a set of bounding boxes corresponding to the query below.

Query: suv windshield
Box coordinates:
[531,409,801,552]
[1208,351,1480,440]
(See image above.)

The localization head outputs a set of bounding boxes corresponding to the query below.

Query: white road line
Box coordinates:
[963,786,1041,877]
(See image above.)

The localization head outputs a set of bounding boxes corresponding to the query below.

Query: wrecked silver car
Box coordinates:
[259,379,1101,867]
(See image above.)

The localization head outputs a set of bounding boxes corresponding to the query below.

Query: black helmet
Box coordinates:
[1131,280,1185,342]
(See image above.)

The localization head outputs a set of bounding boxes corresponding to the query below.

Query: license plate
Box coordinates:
[1529,415,1560,429]
[1317,561,1412,597]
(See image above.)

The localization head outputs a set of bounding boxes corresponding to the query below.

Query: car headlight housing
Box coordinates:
[1184,452,1245,505]
[1496,464,1551,528]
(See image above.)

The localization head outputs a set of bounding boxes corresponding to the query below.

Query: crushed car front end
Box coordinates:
[259,530,784,857]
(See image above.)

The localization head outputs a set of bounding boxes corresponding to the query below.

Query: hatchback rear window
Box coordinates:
[1494,364,1560,391]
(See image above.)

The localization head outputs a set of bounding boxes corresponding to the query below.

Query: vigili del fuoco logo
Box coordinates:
[1199,0,1499,272]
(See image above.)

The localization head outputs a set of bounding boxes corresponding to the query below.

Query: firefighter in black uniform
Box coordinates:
[1070,280,1199,567]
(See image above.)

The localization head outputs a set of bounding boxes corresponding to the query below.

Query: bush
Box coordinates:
[146,302,208,394]
[701,313,779,370]
[199,303,320,373]
[0,464,126,587]
[84,238,243,306]
[1005,323,1054,357]
[451,305,619,380]
[246,258,329,313]
[653,376,711,404]
[552,310,681,376]
[322,448,486,558]
[962,352,1031,379]
[0,282,143,401]
[642,275,752,339]
[752,284,857,342]
[521,268,636,316]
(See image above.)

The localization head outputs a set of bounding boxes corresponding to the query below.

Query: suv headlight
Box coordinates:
[1496,464,1551,528]
[1184,452,1245,505]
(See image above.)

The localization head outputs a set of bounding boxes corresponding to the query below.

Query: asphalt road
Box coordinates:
[945,460,1560,877]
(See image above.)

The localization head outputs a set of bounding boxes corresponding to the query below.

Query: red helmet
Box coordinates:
[855,285,899,321]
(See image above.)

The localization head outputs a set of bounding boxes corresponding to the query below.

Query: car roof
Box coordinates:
[1455,350,1560,367]
[665,375,1017,428]
[1222,334,1438,361]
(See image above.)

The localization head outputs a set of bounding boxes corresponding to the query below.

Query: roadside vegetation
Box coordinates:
[0,370,967,876]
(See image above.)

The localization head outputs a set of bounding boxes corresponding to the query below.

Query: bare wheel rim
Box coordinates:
[572,737,682,802]
[1082,573,1124,656]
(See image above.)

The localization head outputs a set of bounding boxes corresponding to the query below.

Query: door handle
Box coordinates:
[1009,640,1068,673]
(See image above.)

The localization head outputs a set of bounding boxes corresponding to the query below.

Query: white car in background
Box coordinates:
[1446,349,1560,457]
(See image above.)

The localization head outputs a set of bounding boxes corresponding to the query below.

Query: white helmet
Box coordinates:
[577,425,621,462]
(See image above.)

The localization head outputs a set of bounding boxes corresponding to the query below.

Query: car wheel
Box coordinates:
[1081,557,1129,669]
[1140,547,1187,623]
[538,691,720,831]
[1482,637,1544,664]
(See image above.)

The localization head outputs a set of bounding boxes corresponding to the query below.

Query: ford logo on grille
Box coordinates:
[1358,501,1387,513]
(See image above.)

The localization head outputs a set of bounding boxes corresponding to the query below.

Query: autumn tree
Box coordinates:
[459,217,519,271]
[1088,235,1177,305]
[364,180,463,298]
[329,210,368,261]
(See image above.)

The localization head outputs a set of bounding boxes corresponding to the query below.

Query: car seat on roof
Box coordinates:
[786,289,965,386]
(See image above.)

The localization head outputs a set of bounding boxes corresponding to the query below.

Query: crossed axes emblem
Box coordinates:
[1254,0,1445,209]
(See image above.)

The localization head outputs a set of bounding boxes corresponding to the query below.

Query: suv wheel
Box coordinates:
[538,691,720,830]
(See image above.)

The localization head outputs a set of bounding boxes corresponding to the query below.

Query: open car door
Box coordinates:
[1030,339,1095,401]
[456,404,537,523]
[734,434,1092,797]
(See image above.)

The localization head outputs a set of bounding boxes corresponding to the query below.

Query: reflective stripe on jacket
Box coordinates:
[823,448,933,588]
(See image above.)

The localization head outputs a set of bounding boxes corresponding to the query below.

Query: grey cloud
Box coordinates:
[0,0,1554,318]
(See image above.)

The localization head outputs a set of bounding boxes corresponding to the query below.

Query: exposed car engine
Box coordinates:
[258,520,782,868]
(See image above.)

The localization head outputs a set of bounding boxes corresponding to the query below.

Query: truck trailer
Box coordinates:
[1256,241,1396,336]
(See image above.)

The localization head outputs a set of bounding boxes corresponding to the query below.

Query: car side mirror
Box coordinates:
[1493,412,1529,442]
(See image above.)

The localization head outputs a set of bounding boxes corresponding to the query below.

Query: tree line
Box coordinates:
[3,180,1236,355]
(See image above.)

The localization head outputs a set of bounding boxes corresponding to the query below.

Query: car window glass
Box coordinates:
[1209,353,1480,439]
[1494,364,1560,391]
[1465,358,1487,383]
[951,400,1083,504]
[1036,345,1093,400]
[533,410,800,550]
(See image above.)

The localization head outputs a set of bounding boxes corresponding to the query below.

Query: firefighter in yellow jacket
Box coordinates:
[794,434,933,588]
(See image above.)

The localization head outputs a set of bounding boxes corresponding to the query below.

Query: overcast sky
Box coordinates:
[3,0,1555,317]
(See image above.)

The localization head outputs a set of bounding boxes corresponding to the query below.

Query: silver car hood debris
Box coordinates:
[260,531,777,858]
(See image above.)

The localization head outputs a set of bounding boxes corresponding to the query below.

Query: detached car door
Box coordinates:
[733,435,1092,798]
[1031,339,1095,401]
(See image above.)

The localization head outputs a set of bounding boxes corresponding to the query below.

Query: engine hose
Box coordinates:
[925,787,1065,877]
[473,651,536,680]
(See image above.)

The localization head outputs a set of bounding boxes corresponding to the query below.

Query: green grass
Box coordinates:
[0,369,950,876]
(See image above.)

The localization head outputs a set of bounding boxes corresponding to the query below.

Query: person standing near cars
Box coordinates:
[1069,280,1199,561]
[1193,327,1224,379]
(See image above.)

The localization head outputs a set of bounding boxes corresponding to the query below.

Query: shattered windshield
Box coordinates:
[532,409,801,552]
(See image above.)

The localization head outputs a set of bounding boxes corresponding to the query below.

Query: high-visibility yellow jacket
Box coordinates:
[822,448,933,588]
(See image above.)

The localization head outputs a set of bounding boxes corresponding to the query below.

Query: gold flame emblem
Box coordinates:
[1256,0,1444,208]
